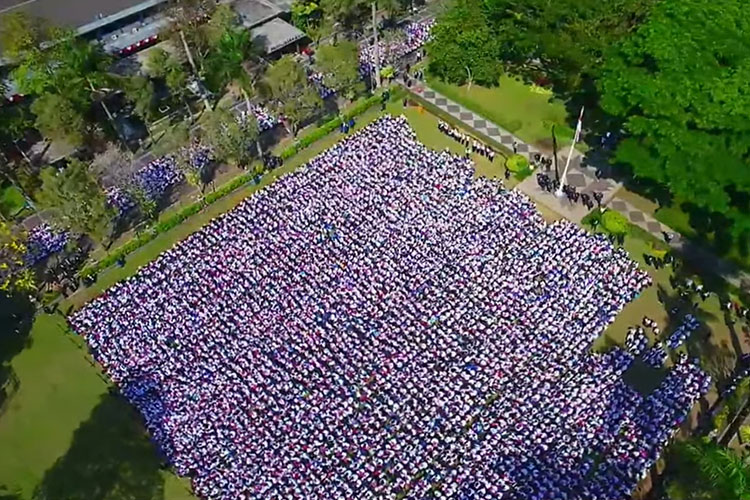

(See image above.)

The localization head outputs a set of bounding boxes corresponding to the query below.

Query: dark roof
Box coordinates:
[231,0,281,29]
[250,18,305,54]
[0,0,167,35]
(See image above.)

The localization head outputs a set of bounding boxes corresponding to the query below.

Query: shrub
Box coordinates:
[505,154,529,173]
[713,404,729,431]
[602,210,629,236]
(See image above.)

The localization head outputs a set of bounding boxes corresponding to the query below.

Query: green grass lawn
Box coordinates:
[0,184,26,219]
[0,314,191,499]
[428,75,576,150]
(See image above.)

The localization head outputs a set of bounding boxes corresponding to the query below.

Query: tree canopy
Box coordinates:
[427,0,656,92]
[314,41,364,100]
[30,94,88,148]
[0,222,34,296]
[36,160,114,242]
[598,0,750,239]
[426,0,503,86]
[666,438,750,500]
[201,106,259,168]
[263,56,323,135]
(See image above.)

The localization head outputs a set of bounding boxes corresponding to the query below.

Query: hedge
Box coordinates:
[280,93,383,160]
[602,210,629,236]
[79,92,386,280]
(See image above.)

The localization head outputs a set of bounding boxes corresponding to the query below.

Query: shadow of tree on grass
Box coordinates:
[33,393,166,500]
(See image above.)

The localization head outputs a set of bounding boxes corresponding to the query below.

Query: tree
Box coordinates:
[598,0,750,244]
[480,0,657,93]
[31,94,87,147]
[665,438,750,500]
[201,106,259,168]
[122,76,156,122]
[203,27,253,94]
[151,120,191,158]
[10,25,111,107]
[203,4,237,46]
[143,48,172,79]
[0,222,35,295]
[426,0,503,86]
[263,56,323,135]
[0,11,46,61]
[319,0,368,28]
[291,0,323,31]
[36,160,114,242]
[0,104,34,165]
[315,41,364,100]
[89,143,139,190]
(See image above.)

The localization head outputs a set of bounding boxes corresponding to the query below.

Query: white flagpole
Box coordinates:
[555,106,584,197]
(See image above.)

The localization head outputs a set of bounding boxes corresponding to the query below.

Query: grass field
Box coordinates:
[428,75,576,150]
[0,184,26,219]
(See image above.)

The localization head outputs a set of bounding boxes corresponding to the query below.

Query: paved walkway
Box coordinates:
[411,84,750,289]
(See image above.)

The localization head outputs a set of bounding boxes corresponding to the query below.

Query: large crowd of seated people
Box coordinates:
[240,105,280,132]
[71,116,710,500]
[359,20,434,76]
[107,144,213,214]
[25,223,68,265]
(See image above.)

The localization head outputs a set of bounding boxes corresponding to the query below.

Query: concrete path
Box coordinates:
[412,84,750,290]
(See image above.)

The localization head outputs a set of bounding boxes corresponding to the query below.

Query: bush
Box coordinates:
[602,210,629,236]
[505,154,529,173]
[713,404,730,431]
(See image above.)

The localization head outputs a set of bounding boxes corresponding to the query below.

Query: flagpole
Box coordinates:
[555,106,584,197]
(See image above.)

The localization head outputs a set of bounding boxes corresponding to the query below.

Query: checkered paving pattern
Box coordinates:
[418,88,540,160]
[414,85,750,289]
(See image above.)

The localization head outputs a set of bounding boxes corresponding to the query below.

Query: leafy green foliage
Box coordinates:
[122,75,156,122]
[151,120,191,158]
[201,105,259,168]
[426,0,503,86]
[0,222,34,295]
[666,438,750,500]
[30,94,87,147]
[505,154,528,173]
[201,5,257,94]
[598,0,750,244]
[291,0,322,30]
[602,210,629,236]
[263,56,323,135]
[315,41,364,100]
[0,11,46,61]
[319,0,368,28]
[36,160,114,242]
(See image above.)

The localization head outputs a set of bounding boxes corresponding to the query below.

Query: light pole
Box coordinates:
[555,106,584,197]
[372,2,381,90]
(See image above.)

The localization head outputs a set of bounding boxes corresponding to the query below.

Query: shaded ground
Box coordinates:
[33,394,167,500]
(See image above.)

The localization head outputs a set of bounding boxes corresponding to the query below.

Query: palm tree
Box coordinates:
[666,438,750,500]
